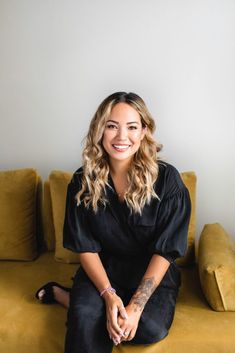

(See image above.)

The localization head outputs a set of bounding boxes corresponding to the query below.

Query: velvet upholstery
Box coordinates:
[1,253,235,353]
[0,168,39,260]
[198,223,235,311]
[0,252,77,353]
[49,171,80,263]
[42,180,56,251]
[176,171,196,266]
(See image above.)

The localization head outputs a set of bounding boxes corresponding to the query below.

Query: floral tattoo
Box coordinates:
[131,277,156,312]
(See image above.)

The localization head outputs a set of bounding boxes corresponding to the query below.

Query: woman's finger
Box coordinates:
[109,306,124,336]
[107,320,121,345]
[118,304,128,320]
[126,328,135,341]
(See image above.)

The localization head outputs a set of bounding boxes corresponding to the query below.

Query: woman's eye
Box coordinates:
[128,126,138,130]
[106,124,118,129]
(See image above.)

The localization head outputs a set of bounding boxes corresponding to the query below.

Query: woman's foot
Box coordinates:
[35,282,71,309]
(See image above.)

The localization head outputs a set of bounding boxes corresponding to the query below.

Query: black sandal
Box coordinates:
[35,282,71,304]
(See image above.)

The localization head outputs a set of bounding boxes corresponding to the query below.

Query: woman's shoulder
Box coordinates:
[73,166,84,179]
[68,166,84,192]
[156,161,187,199]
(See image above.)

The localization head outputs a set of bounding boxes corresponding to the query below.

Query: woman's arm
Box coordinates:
[79,253,127,344]
[129,254,170,313]
[118,254,170,342]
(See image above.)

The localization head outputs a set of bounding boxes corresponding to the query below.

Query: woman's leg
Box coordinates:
[64,268,113,353]
[124,287,178,345]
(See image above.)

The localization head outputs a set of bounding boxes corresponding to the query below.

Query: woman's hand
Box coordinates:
[103,291,128,345]
[117,303,141,342]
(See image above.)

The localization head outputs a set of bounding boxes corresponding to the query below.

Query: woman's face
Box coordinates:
[102,102,146,166]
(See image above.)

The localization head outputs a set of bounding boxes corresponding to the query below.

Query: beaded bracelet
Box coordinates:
[100,286,116,297]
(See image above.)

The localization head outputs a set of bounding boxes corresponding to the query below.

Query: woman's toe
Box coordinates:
[38,289,45,300]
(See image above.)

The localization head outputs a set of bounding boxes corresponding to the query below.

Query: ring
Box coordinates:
[124,330,129,337]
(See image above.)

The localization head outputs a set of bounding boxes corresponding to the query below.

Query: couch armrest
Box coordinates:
[198,223,235,311]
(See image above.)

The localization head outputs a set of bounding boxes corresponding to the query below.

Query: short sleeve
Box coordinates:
[148,186,191,263]
[63,172,102,253]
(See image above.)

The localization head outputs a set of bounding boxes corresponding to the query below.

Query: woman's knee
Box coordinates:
[133,320,168,344]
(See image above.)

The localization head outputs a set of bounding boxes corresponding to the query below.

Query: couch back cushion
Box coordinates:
[198,223,235,311]
[0,168,39,260]
[49,171,80,263]
[46,169,196,265]
[42,180,56,251]
[176,171,196,266]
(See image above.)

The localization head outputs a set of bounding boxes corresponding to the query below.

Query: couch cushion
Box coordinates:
[176,171,196,266]
[49,171,80,263]
[42,180,56,251]
[198,223,235,311]
[0,168,39,260]
[1,255,235,353]
[0,252,77,353]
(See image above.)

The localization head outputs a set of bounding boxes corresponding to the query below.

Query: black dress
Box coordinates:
[63,162,191,353]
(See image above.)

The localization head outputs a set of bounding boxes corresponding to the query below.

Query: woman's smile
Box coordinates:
[112,144,131,152]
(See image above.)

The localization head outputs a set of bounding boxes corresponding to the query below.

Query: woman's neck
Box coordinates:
[108,158,131,177]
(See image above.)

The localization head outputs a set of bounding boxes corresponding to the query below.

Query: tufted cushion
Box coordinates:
[0,168,39,260]
[198,223,235,311]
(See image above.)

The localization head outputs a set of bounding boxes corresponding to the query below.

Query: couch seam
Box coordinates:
[214,268,227,311]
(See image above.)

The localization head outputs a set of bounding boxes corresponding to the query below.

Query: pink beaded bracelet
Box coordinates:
[100,286,116,297]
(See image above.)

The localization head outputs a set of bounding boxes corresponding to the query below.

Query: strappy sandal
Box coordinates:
[35,281,71,304]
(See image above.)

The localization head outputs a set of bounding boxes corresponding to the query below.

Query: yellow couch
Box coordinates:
[1,168,235,353]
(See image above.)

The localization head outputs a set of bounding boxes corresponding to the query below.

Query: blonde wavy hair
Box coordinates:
[76,92,162,214]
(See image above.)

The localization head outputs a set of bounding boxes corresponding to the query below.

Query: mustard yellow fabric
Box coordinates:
[0,252,77,353]
[47,170,196,265]
[36,175,44,251]
[0,168,39,260]
[43,181,56,251]
[1,252,235,353]
[49,171,80,263]
[198,223,235,311]
[176,171,196,266]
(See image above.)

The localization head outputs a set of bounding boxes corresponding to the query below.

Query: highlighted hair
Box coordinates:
[76,92,162,214]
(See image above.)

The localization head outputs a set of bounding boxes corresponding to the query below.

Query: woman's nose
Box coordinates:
[117,126,128,140]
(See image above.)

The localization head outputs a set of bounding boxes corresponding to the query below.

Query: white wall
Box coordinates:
[1,0,235,242]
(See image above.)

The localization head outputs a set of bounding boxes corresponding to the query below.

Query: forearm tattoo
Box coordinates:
[131,277,156,312]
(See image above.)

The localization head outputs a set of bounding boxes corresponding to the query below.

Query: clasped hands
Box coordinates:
[104,291,141,346]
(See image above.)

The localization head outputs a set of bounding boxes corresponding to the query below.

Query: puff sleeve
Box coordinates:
[63,172,102,253]
[148,186,191,263]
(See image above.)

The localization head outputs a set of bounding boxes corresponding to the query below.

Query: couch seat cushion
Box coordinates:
[1,255,235,353]
[0,252,77,353]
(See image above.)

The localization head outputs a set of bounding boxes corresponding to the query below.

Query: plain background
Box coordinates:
[1,0,235,244]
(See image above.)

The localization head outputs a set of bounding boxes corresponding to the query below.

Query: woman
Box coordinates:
[36,92,191,353]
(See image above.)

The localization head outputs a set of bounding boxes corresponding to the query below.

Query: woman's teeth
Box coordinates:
[112,144,130,151]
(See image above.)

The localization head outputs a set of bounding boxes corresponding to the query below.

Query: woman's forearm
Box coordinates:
[79,252,111,293]
[129,254,170,313]
[79,252,128,341]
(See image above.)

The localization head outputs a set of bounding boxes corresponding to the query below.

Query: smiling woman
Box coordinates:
[35,92,191,353]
